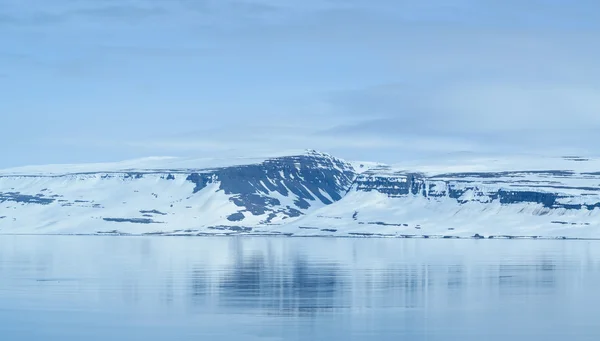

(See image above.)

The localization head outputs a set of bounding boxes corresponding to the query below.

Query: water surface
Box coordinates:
[1,236,599,340]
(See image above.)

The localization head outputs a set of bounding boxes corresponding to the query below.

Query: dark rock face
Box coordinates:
[186,173,213,193]
[0,192,55,205]
[207,225,252,232]
[103,218,162,224]
[227,212,245,222]
[354,169,600,211]
[2,152,598,227]
[139,210,167,215]
[496,190,558,207]
[185,152,356,221]
[355,173,425,197]
[124,173,144,179]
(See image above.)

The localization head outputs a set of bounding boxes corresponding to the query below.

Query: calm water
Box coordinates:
[1,236,600,340]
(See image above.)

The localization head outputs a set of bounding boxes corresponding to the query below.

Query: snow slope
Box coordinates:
[1,151,600,239]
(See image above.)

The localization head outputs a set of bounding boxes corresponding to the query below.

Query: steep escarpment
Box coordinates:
[0,151,356,234]
[292,159,600,238]
[184,151,356,221]
[354,167,600,209]
[1,152,600,238]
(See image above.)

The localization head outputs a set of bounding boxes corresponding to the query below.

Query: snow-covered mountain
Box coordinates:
[1,150,600,239]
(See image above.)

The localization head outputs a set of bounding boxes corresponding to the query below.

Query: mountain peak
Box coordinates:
[2,152,600,239]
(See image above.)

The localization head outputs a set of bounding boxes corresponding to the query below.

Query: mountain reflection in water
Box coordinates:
[0,236,598,341]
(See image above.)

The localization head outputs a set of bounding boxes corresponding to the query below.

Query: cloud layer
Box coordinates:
[1,0,600,166]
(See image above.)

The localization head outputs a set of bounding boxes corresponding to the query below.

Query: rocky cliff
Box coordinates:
[1,152,599,238]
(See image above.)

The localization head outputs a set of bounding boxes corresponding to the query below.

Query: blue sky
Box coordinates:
[2,0,600,167]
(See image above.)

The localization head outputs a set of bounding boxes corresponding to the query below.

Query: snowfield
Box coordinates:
[1,150,600,239]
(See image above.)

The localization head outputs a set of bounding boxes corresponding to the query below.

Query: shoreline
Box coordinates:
[1,232,598,241]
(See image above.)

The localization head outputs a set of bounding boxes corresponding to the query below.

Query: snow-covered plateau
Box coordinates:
[1,150,600,239]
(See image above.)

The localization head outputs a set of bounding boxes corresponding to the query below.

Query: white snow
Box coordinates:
[0,150,327,176]
[1,152,600,239]
[390,153,600,176]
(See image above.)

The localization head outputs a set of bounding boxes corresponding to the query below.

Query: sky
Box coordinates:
[1,0,600,168]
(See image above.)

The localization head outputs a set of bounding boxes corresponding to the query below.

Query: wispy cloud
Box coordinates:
[0,3,168,27]
[0,0,289,28]
[70,5,168,20]
[177,0,282,13]
[2,0,600,167]
[316,78,600,154]
[0,13,18,25]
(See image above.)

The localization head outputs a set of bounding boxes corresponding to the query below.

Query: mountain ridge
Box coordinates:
[1,150,599,239]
